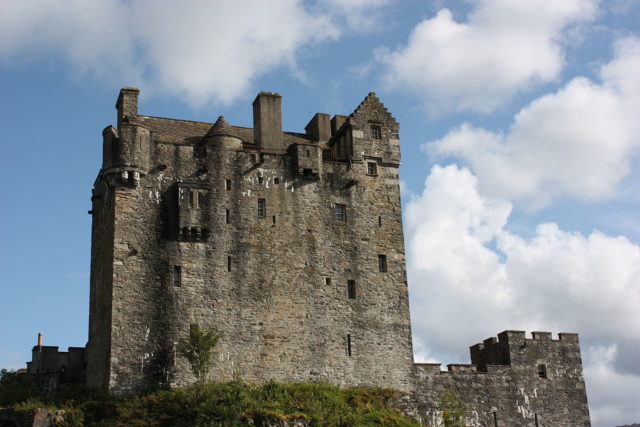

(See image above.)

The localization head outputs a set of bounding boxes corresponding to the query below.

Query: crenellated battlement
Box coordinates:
[470,330,582,372]
[411,330,589,426]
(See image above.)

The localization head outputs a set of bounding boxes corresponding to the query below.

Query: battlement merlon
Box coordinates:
[470,330,582,371]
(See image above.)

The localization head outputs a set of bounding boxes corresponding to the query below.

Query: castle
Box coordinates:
[79,88,590,425]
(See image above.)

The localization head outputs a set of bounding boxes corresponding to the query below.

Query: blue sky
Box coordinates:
[1,1,638,425]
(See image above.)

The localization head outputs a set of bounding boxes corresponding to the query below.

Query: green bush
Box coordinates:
[0,378,420,426]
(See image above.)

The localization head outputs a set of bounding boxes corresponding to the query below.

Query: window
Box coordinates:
[347,280,356,299]
[225,209,230,224]
[272,215,276,225]
[173,266,181,287]
[258,176,264,184]
[370,125,381,139]
[325,277,332,286]
[197,192,204,209]
[538,364,547,378]
[378,216,382,227]
[274,177,280,184]
[378,255,387,273]
[227,256,232,272]
[333,204,346,222]
[257,198,266,217]
[306,149,311,157]
[189,191,196,208]
[225,179,231,191]
[347,334,352,356]
[367,162,377,176]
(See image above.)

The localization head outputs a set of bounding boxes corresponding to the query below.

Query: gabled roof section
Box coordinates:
[350,92,398,126]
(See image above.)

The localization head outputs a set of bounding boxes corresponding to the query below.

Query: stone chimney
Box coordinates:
[331,115,348,135]
[37,332,43,347]
[253,92,283,152]
[305,113,331,142]
[116,87,140,128]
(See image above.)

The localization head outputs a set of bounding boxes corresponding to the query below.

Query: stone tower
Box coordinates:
[87,88,414,393]
[85,88,591,426]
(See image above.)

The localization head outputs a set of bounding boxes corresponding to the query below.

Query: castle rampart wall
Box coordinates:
[404,331,590,426]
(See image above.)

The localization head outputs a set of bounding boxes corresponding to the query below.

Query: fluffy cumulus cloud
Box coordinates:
[426,36,640,208]
[0,0,341,105]
[379,0,598,113]
[406,165,640,426]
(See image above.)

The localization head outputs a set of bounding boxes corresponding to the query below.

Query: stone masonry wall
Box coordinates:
[405,331,590,426]
[87,90,415,394]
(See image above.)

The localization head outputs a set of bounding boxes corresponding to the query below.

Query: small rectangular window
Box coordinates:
[198,192,204,209]
[378,255,387,273]
[274,177,280,184]
[272,215,276,225]
[189,191,195,208]
[367,162,377,176]
[227,256,232,272]
[378,216,382,227]
[370,125,381,140]
[225,179,231,191]
[257,198,266,217]
[225,209,230,224]
[538,364,547,378]
[173,266,181,287]
[347,334,352,356]
[333,204,346,222]
[347,280,356,299]
[325,277,331,286]
[258,176,264,184]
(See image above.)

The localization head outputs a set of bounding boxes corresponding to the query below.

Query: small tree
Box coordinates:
[438,387,467,427]
[178,324,219,384]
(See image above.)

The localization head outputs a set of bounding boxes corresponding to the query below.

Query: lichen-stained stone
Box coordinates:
[87,89,414,395]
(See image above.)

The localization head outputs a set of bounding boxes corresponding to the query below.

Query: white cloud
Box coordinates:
[583,345,640,427]
[426,36,640,207]
[318,0,392,32]
[407,164,640,426]
[0,0,340,106]
[379,0,598,113]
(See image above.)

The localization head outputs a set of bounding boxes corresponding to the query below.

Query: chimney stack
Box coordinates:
[305,113,331,142]
[116,87,140,128]
[253,92,283,152]
[37,332,43,347]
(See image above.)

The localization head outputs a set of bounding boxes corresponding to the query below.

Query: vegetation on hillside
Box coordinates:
[0,373,421,426]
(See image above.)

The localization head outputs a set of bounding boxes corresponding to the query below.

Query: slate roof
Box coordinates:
[136,115,314,147]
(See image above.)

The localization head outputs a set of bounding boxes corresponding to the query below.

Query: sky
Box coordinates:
[0,0,638,425]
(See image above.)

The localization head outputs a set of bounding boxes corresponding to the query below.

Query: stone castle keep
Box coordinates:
[79,87,590,425]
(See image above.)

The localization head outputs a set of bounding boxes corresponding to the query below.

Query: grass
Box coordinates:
[0,374,421,426]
